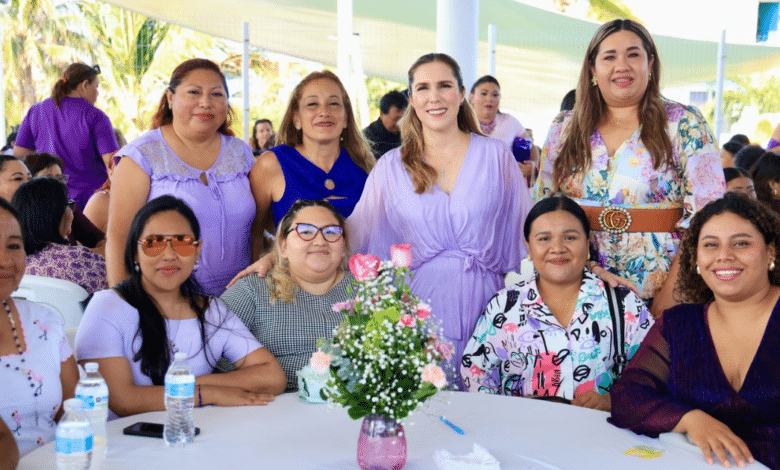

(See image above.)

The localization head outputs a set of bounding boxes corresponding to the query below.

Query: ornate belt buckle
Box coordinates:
[598,205,632,234]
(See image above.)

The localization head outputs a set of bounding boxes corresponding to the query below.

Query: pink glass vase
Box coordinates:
[357,414,407,470]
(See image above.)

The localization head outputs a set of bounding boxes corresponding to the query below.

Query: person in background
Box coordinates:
[0,417,19,470]
[751,151,780,214]
[76,196,286,417]
[724,167,756,198]
[611,193,780,469]
[0,198,79,457]
[24,152,106,255]
[249,119,275,156]
[12,178,107,294]
[734,144,767,173]
[221,199,353,392]
[560,89,576,112]
[534,19,724,317]
[250,70,374,239]
[1,132,17,156]
[469,75,538,184]
[462,196,653,409]
[0,156,30,203]
[82,157,116,234]
[114,128,127,148]
[767,121,780,153]
[107,58,258,296]
[363,90,408,160]
[14,63,119,209]
[720,137,747,169]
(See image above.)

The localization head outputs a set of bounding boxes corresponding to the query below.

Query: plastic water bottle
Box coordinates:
[56,398,93,470]
[164,351,195,447]
[75,363,108,469]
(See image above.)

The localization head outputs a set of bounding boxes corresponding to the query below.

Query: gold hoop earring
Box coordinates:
[591,76,598,87]
[696,265,701,275]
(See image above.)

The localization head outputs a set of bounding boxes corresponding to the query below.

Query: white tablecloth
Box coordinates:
[19,391,768,469]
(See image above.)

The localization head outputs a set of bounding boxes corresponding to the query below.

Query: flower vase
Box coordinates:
[357,414,407,470]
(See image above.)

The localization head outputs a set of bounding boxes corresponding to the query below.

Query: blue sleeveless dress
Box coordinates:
[270,144,369,227]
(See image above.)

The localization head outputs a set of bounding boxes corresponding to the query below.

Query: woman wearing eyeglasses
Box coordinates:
[75,196,286,417]
[12,177,107,294]
[14,63,119,209]
[220,199,353,392]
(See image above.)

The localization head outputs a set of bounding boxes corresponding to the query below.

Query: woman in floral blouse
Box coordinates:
[533,19,724,316]
[461,196,653,410]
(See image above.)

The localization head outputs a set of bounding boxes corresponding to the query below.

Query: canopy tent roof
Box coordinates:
[103,0,780,120]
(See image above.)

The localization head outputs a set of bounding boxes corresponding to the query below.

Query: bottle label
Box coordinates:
[56,435,94,454]
[165,380,195,398]
[76,394,109,410]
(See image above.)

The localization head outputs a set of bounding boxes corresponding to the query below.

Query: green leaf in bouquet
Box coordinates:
[414,382,438,402]
[347,402,372,420]
[366,307,401,333]
[346,311,370,327]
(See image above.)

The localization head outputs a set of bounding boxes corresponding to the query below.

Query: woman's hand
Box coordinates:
[590,265,641,297]
[674,410,754,468]
[202,385,276,407]
[571,390,611,411]
[227,252,274,288]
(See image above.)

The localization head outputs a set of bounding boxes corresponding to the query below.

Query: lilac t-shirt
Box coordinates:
[16,97,118,208]
[117,129,256,295]
[75,289,262,388]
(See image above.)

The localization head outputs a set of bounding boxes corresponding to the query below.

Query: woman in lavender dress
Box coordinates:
[347,54,533,385]
[611,193,780,469]
[107,59,257,295]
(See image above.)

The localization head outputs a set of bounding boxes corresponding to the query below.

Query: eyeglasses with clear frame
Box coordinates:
[287,223,344,243]
[138,235,200,257]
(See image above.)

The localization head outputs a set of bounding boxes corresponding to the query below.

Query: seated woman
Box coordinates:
[461,196,654,410]
[611,192,780,469]
[221,199,353,392]
[25,152,106,253]
[12,177,107,294]
[75,195,286,417]
[0,198,79,457]
[724,167,756,198]
[0,155,30,202]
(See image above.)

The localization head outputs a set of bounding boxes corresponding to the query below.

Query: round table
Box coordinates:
[18,391,768,469]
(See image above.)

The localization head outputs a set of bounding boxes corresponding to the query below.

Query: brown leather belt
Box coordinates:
[581,205,683,234]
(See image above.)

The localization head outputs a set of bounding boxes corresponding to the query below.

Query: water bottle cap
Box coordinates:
[84,362,99,372]
[174,352,188,360]
[64,398,83,411]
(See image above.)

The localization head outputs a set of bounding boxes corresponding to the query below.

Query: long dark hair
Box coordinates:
[11,178,69,255]
[151,58,235,136]
[51,63,99,108]
[113,195,211,385]
[751,151,780,213]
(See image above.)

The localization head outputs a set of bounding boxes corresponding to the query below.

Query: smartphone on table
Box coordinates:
[123,422,201,439]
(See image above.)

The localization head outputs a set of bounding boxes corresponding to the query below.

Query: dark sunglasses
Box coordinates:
[287,223,343,243]
[138,235,199,257]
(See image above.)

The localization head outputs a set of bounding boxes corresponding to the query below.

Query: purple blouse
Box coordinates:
[347,134,532,379]
[610,302,780,469]
[16,97,119,209]
[117,129,256,295]
[25,243,107,294]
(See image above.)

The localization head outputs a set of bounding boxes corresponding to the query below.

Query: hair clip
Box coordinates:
[92,65,101,74]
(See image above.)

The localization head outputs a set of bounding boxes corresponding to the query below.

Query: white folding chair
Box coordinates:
[12,274,89,330]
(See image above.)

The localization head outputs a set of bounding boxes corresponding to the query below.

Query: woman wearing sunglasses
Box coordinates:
[75,196,286,417]
[12,177,107,294]
[220,199,353,392]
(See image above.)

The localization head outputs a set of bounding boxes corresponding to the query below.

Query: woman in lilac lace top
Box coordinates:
[610,193,780,469]
[107,59,257,295]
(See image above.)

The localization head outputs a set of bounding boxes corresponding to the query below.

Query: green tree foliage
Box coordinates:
[702,76,780,134]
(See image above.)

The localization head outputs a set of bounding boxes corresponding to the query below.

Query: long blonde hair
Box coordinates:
[267,199,350,303]
[277,70,374,174]
[553,19,673,188]
[400,53,483,194]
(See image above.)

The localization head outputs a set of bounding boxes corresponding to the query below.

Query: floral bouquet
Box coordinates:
[313,244,453,421]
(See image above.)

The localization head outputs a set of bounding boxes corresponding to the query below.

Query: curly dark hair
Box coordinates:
[675,192,780,304]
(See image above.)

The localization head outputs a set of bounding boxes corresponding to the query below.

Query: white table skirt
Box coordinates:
[19,391,768,469]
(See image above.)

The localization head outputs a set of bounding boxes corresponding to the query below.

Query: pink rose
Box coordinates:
[421,364,446,388]
[415,302,431,320]
[332,299,355,313]
[433,339,454,360]
[309,350,333,374]
[399,314,416,327]
[349,254,381,281]
[390,244,412,268]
